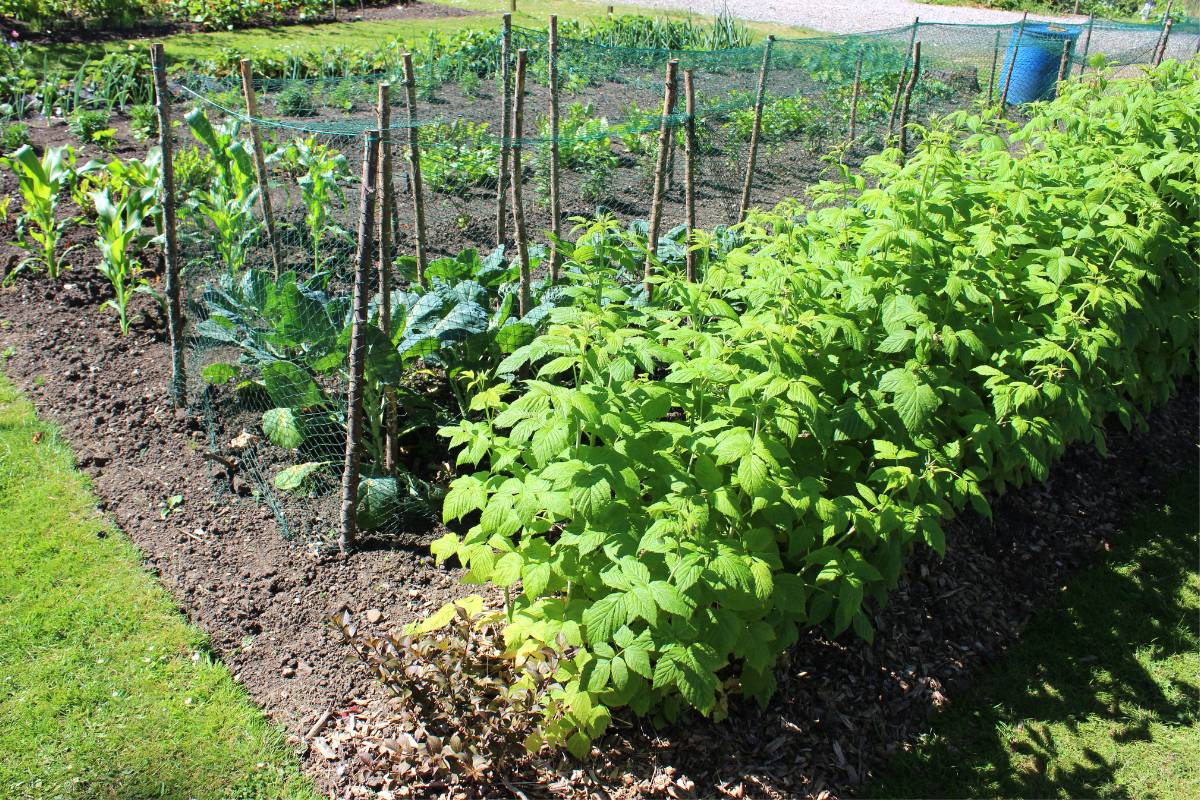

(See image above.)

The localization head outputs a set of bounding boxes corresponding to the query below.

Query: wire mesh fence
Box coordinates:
[169,15,1199,549]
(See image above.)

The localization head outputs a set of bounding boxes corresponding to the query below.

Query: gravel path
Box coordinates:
[617,0,1075,34]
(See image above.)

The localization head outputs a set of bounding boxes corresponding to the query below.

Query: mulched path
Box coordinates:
[0,118,1196,799]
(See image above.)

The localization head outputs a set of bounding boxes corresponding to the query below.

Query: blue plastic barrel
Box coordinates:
[997,23,1081,104]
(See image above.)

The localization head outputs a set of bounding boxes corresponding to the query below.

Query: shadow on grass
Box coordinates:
[865,466,1200,799]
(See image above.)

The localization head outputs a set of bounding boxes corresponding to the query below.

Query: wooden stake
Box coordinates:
[1077,15,1094,77]
[496,14,513,248]
[150,43,185,407]
[888,16,919,136]
[511,49,532,317]
[376,83,399,476]
[644,59,678,297]
[548,15,561,284]
[340,130,379,556]
[1153,17,1174,66]
[898,41,921,162]
[509,0,516,12]
[887,64,908,136]
[1000,13,1028,115]
[987,28,1001,105]
[683,68,697,284]
[1056,38,1072,85]
[1072,0,1080,14]
[238,60,282,280]
[1153,2,1174,63]
[847,51,863,142]
[738,35,774,223]
[402,54,428,287]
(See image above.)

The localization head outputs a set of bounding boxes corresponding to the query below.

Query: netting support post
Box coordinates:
[898,41,921,164]
[1153,17,1174,66]
[999,13,1028,116]
[377,83,399,476]
[548,15,562,284]
[511,49,532,317]
[848,51,863,143]
[1072,0,1080,14]
[738,35,774,224]
[238,60,283,281]
[1077,15,1094,77]
[341,130,380,556]
[402,54,428,287]
[645,59,679,298]
[987,28,1001,105]
[1056,38,1072,85]
[683,68,697,284]
[151,43,185,408]
[496,14,513,249]
[888,18,919,137]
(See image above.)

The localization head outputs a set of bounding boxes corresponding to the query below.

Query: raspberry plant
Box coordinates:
[424,62,1200,757]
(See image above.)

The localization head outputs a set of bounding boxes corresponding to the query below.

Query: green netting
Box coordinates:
[175,15,1198,548]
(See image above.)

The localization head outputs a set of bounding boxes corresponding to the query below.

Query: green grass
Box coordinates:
[34,0,816,70]
[868,463,1200,799]
[0,375,318,800]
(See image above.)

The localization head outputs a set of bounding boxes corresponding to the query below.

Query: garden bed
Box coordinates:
[0,216,1194,798]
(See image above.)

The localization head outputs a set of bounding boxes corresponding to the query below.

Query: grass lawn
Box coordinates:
[0,376,317,800]
[868,464,1200,799]
[34,0,817,70]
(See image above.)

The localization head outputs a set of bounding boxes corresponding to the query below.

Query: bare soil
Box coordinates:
[1,108,1196,799]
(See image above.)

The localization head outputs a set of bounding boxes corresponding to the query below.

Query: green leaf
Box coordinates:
[273,461,328,492]
[522,561,551,598]
[649,580,694,616]
[491,551,522,587]
[443,475,487,523]
[583,593,626,644]
[878,368,941,432]
[261,408,303,449]
[202,362,239,384]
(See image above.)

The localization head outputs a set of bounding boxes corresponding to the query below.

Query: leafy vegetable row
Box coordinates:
[424,61,1200,757]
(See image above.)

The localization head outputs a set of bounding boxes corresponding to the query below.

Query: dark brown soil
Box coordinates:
[5,2,471,46]
[1,97,1196,800]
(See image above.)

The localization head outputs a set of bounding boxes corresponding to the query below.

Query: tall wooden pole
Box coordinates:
[402,54,428,287]
[847,51,863,142]
[683,68,697,284]
[496,14,513,248]
[737,35,774,223]
[1077,15,1094,77]
[377,83,399,476]
[1153,17,1174,66]
[987,28,1001,105]
[511,49,532,317]
[889,16,919,135]
[1056,38,1072,85]
[644,59,678,298]
[999,13,1028,115]
[887,64,909,135]
[238,60,282,280]
[151,43,185,407]
[340,131,379,556]
[898,41,921,162]
[548,15,562,284]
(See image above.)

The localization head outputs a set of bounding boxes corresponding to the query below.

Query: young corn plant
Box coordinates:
[88,150,162,334]
[2,144,76,281]
[91,183,158,334]
[184,108,261,276]
[269,136,350,273]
